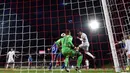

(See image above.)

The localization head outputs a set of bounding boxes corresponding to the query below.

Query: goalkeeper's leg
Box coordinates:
[64,56,69,67]
[76,52,83,73]
[71,50,83,72]
[76,52,83,68]
[71,49,83,68]
[62,48,71,72]
[64,56,70,72]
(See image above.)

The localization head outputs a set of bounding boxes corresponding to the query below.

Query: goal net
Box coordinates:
[0,3,46,72]
[0,0,129,73]
[106,0,130,71]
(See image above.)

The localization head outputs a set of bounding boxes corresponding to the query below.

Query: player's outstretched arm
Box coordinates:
[77,37,83,41]
[115,41,123,45]
[15,51,20,53]
[68,36,74,48]
[14,51,19,58]
[55,39,61,48]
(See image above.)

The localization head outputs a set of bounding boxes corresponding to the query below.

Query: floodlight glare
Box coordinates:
[88,20,100,30]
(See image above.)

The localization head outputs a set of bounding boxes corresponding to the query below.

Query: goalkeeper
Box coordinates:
[56,30,83,72]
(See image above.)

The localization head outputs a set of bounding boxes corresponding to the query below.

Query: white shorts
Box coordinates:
[79,43,90,51]
[7,58,14,63]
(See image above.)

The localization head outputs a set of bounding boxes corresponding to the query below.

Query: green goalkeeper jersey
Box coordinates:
[55,35,74,55]
[56,35,83,68]
[62,35,74,48]
[55,35,74,48]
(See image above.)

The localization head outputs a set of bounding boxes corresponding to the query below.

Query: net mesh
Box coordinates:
[107,0,130,71]
[0,0,129,73]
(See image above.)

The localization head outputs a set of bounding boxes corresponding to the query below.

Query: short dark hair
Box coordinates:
[65,29,71,35]
[77,29,82,33]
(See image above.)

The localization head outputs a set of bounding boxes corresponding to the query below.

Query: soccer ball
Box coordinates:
[71,65,74,69]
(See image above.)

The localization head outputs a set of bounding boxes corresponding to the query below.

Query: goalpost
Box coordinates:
[101,0,121,72]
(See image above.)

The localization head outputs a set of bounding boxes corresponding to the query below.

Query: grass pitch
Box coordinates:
[0,68,116,73]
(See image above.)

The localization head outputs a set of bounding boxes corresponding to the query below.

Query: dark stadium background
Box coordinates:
[0,0,129,69]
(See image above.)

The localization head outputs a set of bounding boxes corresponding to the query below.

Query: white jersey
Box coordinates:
[7,51,15,63]
[125,39,130,51]
[124,39,130,56]
[80,33,89,45]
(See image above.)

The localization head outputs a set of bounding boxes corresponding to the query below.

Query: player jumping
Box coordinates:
[6,48,16,69]
[76,30,95,69]
[48,33,66,70]
[56,30,83,72]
